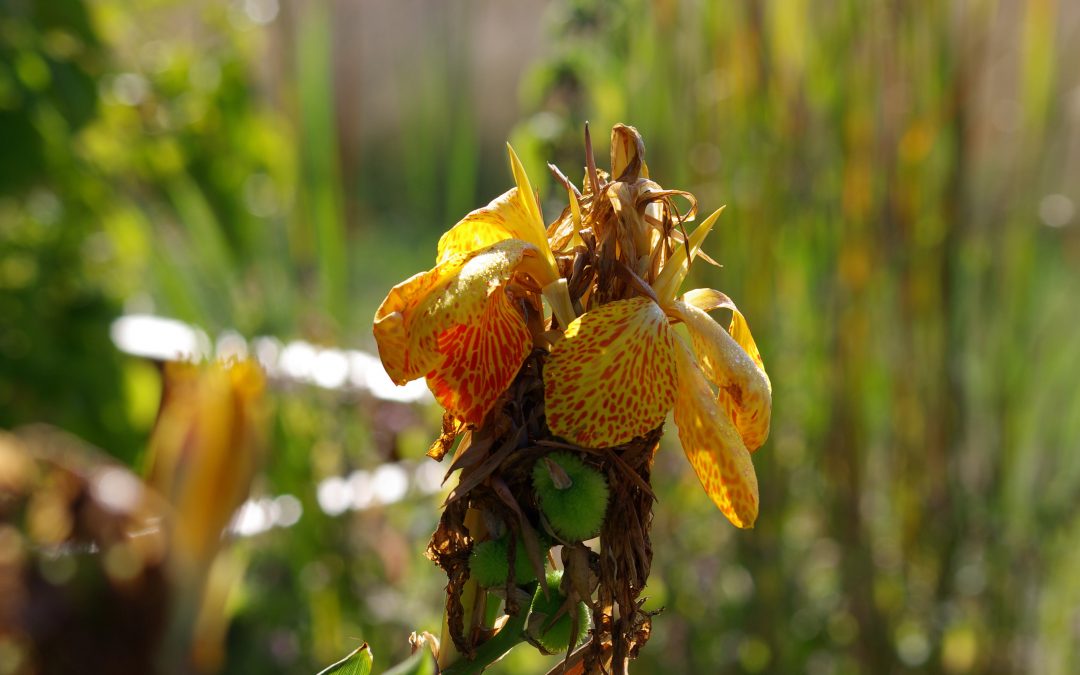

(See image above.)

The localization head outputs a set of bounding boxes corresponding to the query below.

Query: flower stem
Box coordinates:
[542,279,578,329]
[440,590,532,675]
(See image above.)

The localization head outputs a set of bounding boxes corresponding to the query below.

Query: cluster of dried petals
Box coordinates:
[373,124,771,529]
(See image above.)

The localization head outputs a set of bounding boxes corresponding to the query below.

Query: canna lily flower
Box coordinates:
[544,211,772,528]
[373,147,576,426]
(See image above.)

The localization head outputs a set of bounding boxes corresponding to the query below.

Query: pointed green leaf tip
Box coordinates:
[316,643,373,675]
[532,452,610,541]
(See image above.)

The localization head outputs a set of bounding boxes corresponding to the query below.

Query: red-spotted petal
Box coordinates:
[672,342,759,528]
[373,257,464,384]
[374,239,535,424]
[670,299,771,451]
[411,240,530,353]
[545,297,679,447]
[425,283,532,425]
[412,239,535,424]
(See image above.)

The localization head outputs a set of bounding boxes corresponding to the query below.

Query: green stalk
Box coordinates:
[483,592,503,629]
[440,586,533,675]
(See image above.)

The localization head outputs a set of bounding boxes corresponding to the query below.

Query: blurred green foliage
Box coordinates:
[512,1,1080,674]
[0,0,137,460]
[1,0,1079,673]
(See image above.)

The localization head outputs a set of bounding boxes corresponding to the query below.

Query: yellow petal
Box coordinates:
[413,240,531,352]
[374,239,536,425]
[672,342,759,528]
[436,187,541,264]
[545,297,679,447]
[727,303,766,373]
[652,207,725,306]
[680,287,733,313]
[425,279,532,425]
[373,256,464,384]
[506,144,558,271]
[681,288,765,371]
[506,150,576,328]
[414,239,535,424]
[670,299,771,451]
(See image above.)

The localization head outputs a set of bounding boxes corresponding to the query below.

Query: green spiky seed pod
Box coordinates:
[532,452,609,541]
[469,536,544,587]
[528,570,590,654]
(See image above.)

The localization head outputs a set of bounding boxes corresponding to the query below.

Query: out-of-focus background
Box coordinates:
[2,0,1079,672]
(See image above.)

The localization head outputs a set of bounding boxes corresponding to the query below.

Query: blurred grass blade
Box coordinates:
[444,108,479,229]
[316,643,374,675]
[166,175,236,327]
[297,0,348,330]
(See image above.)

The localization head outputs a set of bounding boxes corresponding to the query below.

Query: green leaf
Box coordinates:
[316,643,374,675]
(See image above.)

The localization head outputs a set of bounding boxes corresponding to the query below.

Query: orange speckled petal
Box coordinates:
[672,341,759,528]
[670,299,771,451]
[412,239,532,355]
[374,238,535,406]
[411,239,535,424]
[437,188,541,264]
[373,257,464,384]
[425,283,532,425]
[545,297,678,447]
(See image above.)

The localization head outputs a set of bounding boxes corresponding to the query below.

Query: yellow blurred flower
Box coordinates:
[145,358,265,577]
